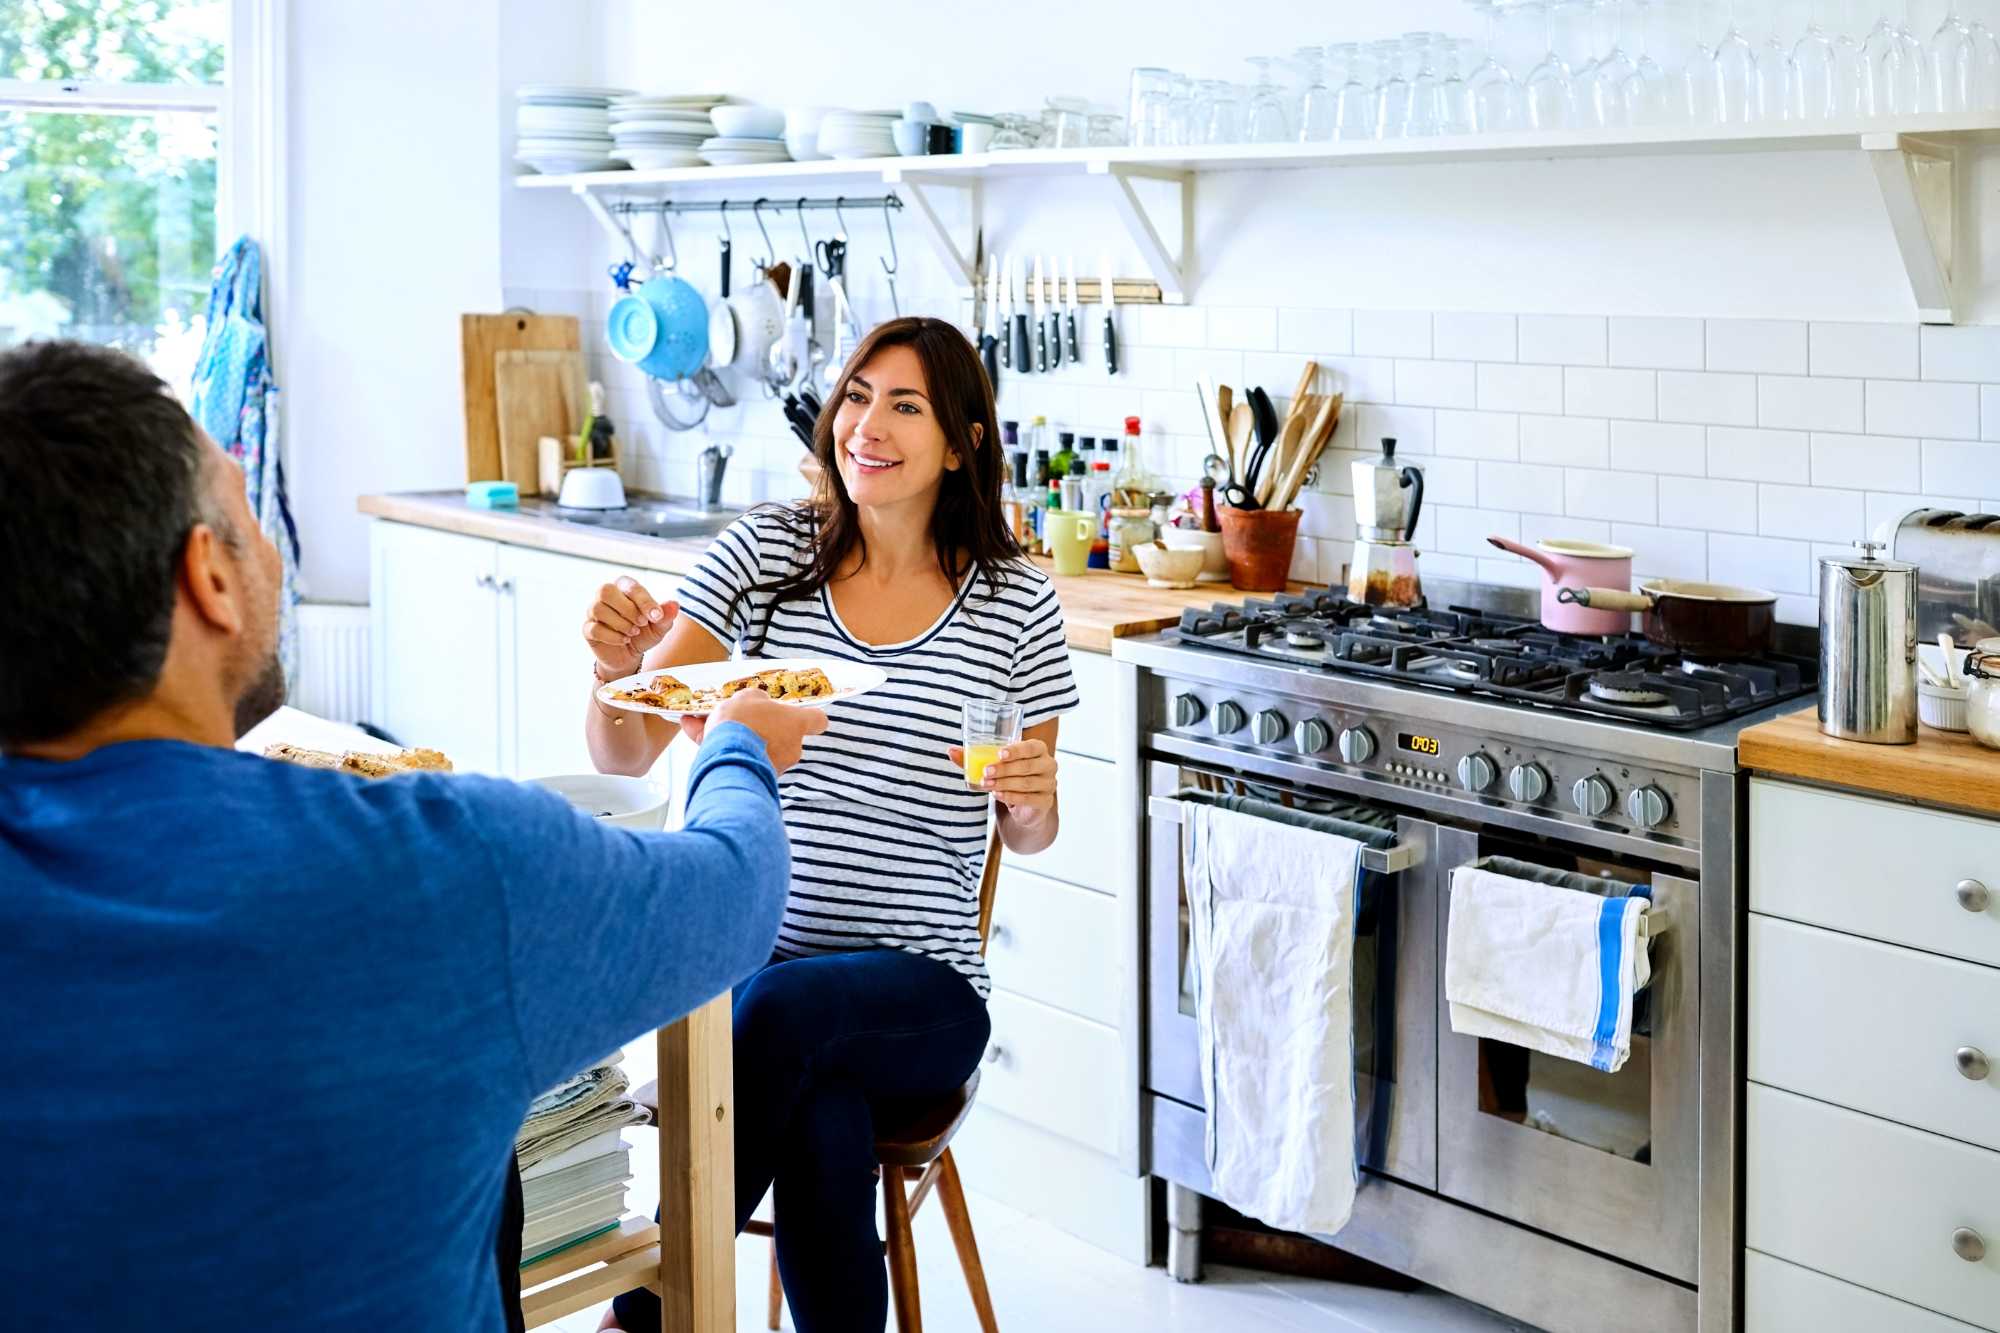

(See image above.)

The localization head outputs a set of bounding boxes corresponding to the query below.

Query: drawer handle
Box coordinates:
[983,1043,1005,1067]
[1958,879,1992,913]
[1958,1047,1992,1082]
[1953,1227,1986,1263]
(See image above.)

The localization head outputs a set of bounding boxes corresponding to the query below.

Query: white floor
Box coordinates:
[537,1187,1539,1333]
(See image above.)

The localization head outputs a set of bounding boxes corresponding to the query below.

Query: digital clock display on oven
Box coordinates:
[1398,732,1442,757]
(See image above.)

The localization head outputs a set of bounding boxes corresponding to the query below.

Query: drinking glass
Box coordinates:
[1204,80,1244,143]
[1930,1,1982,109]
[1524,2,1580,127]
[1047,96,1090,148]
[1712,0,1763,122]
[1468,1,1526,130]
[1970,0,2000,109]
[991,113,1036,150]
[1332,41,1378,138]
[1128,66,1175,146]
[1862,1,1927,112]
[961,699,1022,789]
[1791,0,1849,116]
[1407,34,1445,135]
[1438,36,1477,131]
[1245,56,1294,142]
[1296,45,1339,140]
[1591,0,1645,124]
[1631,0,1676,120]
[1374,36,1416,136]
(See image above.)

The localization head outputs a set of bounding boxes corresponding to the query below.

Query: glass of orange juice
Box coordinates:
[961,699,1022,790]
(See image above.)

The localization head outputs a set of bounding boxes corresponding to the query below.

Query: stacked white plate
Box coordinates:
[697,103,790,167]
[814,110,900,160]
[516,84,632,174]
[609,94,723,170]
[698,136,792,167]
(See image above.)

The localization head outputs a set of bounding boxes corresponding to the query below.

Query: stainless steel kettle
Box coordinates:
[1352,437,1425,543]
[1818,540,1919,745]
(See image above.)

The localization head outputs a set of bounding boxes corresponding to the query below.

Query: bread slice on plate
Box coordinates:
[265,743,455,777]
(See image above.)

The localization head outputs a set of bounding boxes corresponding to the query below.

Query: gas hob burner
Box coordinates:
[1587,673,1671,706]
[1284,627,1327,650]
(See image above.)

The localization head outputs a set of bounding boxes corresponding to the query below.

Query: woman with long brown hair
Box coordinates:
[582,317,1077,1332]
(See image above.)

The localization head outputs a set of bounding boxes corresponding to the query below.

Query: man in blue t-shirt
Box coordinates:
[0,340,826,1328]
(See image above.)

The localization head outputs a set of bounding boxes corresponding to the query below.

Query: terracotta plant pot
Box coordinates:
[1218,506,1302,592]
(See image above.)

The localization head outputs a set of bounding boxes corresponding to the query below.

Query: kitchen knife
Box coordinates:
[1045,255,1063,373]
[1032,255,1049,373]
[1011,255,1031,374]
[1099,254,1118,376]
[1063,255,1081,365]
[980,255,1001,388]
[999,253,1013,371]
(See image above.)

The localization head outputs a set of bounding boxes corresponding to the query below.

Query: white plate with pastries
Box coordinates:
[595,657,886,719]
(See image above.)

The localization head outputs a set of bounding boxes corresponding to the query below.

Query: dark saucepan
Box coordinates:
[1557,578,1777,655]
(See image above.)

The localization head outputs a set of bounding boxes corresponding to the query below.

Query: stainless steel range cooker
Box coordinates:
[1113,580,1815,1333]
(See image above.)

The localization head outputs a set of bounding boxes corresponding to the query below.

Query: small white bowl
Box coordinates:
[530,774,671,831]
[783,129,826,161]
[1919,680,1969,732]
[1159,525,1229,582]
[1136,541,1205,589]
[710,104,785,139]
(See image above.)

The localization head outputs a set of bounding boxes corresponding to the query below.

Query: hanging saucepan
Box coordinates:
[1487,536,1633,635]
[1558,579,1777,656]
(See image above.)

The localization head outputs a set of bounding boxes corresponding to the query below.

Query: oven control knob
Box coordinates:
[1456,752,1498,794]
[1211,700,1248,736]
[1507,762,1550,804]
[1572,775,1617,819]
[1252,709,1290,746]
[1294,718,1332,755]
[1626,784,1673,829]
[1337,727,1377,764]
[1172,693,1206,729]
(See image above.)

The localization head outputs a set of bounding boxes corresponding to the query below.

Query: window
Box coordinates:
[0,1,228,391]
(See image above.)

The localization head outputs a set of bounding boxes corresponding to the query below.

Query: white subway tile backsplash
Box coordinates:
[1358,403,1435,454]
[1477,362,1566,415]
[1566,367,1656,421]
[1920,325,2000,382]
[1519,315,1607,366]
[1117,345,1180,390]
[1475,557,1544,589]
[1867,379,1981,439]
[1421,553,1481,580]
[1288,539,1320,584]
[1610,421,1706,476]
[1298,490,1357,539]
[1706,319,1808,375]
[1707,426,1810,483]
[1207,306,1277,351]
[1774,595,1819,627]
[1478,461,1567,514]
[1520,415,1609,467]
[1520,513,1611,546]
[1434,312,1517,362]
[1430,505,1521,556]
[1985,385,2000,440]
[1922,439,2000,495]
[1421,456,1478,506]
[1434,409,1520,460]
[1395,358,1478,409]
[1708,532,1814,594]
[1320,355,1397,406]
[1809,433,1920,492]
[1354,309,1432,358]
[1759,375,1863,433]
[1566,468,1657,523]
[1612,523,1709,581]
[1659,477,1759,533]
[1810,322,1917,380]
[1173,348,1245,390]
[1138,389,1205,437]
[1659,371,1757,426]
[1758,483,1866,542]
[1278,307,1353,356]
[1610,316,1705,370]
[1129,304,1206,348]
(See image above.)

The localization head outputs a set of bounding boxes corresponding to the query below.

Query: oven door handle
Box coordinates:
[1148,795,1427,874]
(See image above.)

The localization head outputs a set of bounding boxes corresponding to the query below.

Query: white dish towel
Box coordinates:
[1444,861,1653,1074]
[1183,801,1370,1235]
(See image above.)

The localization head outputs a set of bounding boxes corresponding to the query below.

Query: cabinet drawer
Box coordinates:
[1750,916,2000,1151]
[1746,1082,2000,1332]
[950,1105,1149,1264]
[1013,754,1123,894]
[977,990,1121,1156]
[1745,1250,1986,1333]
[1750,780,2000,969]
[987,867,1122,1026]
[1057,649,1120,762]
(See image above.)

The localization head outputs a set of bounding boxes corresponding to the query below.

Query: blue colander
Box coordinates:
[606,273,710,380]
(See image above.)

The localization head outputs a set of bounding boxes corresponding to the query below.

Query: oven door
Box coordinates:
[1144,758,1440,1190]
[1434,826,1699,1283]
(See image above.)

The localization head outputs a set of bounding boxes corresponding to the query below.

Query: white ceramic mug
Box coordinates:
[959,122,995,154]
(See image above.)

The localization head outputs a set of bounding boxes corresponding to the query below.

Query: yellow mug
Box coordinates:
[1045,510,1095,577]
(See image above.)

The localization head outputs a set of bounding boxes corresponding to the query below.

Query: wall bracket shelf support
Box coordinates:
[1863,132,1959,325]
[879,167,980,291]
[1088,162,1193,305]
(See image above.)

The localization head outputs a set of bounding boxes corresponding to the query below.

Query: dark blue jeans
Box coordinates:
[612,948,991,1333]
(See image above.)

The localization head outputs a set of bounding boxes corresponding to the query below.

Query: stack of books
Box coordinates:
[516,1059,650,1264]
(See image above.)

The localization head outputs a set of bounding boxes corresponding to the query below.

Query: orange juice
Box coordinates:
[963,743,1003,787]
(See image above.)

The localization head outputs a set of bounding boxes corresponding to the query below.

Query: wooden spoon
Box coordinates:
[1271,392,1345,512]
[1217,385,1236,479]
[1256,398,1313,507]
[1227,401,1255,483]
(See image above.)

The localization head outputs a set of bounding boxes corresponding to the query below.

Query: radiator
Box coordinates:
[293,602,371,725]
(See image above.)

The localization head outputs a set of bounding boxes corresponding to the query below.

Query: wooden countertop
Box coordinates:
[360,491,1292,654]
[1739,706,2000,818]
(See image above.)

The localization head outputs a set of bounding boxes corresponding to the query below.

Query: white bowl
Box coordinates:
[710,104,785,139]
[530,774,671,831]
[784,130,827,161]
[1919,680,1970,732]
[1159,525,1229,581]
[786,105,831,133]
[558,467,627,509]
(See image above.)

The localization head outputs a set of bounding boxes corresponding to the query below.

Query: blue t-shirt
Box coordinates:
[0,724,788,1329]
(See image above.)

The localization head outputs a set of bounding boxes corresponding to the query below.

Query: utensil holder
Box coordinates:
[1218,506,1302,592]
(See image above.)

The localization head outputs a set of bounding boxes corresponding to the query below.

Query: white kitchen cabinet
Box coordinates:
[369,522,505,773]
[1056,648,1120,762]
[1745,1249,1988,1333]
[1745,1083,1999,1332]
[1010,753,1121,894]
[979,989,1125,1157]
[987,865,1122,1026]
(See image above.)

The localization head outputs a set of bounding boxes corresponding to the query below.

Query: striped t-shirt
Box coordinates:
[672,508,1079,996]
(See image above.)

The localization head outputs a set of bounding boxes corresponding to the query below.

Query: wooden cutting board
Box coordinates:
[461,313,581,482]
[494,349,586,494]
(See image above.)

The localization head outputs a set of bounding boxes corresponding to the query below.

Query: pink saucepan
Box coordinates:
[1486,536,1635,635]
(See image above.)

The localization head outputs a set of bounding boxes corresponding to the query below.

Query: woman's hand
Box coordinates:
[583,577,678,679]
[950,738,1058,823]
